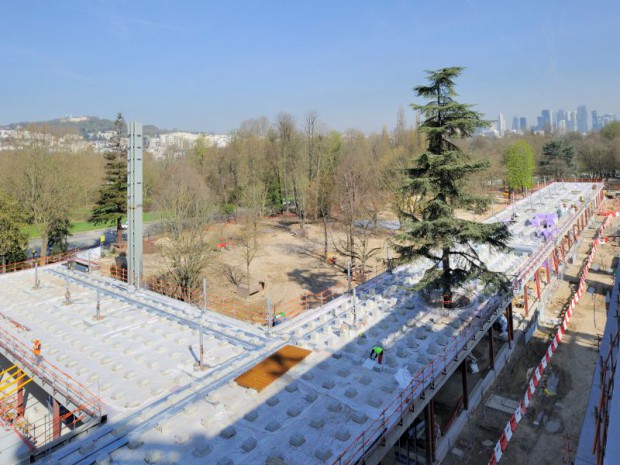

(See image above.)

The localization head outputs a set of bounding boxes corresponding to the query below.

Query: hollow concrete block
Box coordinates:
[322,379,335,389]
[265,420,281,432]
[219,426,236,439]
[327,399,342,412]
[191,443,212,458]
[310,417,325,429]
[285,382,299,393]
[127,433,144,450]
[243,410,258,422]
[287,405,303,417]
[241,437,257,452]
[290,432,305,447]
[335,430,351,441]
[351,411,368,424]
[315,448,333,462]
[144,450,162,464]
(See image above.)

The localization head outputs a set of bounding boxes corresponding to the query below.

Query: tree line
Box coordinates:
[1,73,619,295]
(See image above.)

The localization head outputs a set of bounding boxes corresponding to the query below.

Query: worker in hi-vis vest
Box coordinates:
[33,339,42,362]
[369,346,383,364]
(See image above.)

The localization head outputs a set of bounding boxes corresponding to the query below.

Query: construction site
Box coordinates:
[0,177,616,465]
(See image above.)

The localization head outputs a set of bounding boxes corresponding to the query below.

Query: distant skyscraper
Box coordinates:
[557,109,567,123]
[556,109,567,131]
[557,119,567,135]
[512,117,520,132]
[591,110,600,131]
[569,111,577,132]
[497,113,506,137]
[541,110,552,132]
[519,117,527,132]
[537,116,543,132]
[577,105,589,133]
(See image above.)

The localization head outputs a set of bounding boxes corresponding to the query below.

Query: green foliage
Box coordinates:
[222,203,236,216]
[600,121,620,141]
[505,140,535,192]
[541,139,576,177]
[265,177,283,213]
[90,113,127,232]
[0,194,28,263]
[395,67,511,304]
[47,217,70,255]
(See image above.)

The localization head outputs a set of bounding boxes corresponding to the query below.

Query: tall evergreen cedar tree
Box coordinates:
[90,113,127,244]
[394,67,511,307]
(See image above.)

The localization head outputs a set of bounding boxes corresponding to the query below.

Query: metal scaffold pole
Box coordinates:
[127,122,143,289]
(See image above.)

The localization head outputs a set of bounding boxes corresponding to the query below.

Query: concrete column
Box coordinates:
[507,303,514,346]
[53,397,61,439]
[523,283,529,317]
[424,400,436,464]
[534,270,541,300]
[16,386,24,418]
[488,328,495,371]
[552,249,559,274]
[545,258,551,284]
[461,360,469,411]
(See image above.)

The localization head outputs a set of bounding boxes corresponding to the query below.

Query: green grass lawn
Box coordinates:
[23,211,162,239]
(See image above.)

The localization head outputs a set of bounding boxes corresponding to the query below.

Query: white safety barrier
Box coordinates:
[488,210,617,465]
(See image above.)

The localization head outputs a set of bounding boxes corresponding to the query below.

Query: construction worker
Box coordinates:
[33,339,42,363]
[369,346,383,364]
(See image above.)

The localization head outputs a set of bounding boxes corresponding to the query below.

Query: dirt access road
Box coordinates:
[442,214,618,465]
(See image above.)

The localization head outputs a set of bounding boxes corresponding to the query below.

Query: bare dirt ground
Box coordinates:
[97,193,515,320]
[442,207,619,465]
[197,216,392,306]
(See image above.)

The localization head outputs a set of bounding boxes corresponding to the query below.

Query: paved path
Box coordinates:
[28,222,162,254]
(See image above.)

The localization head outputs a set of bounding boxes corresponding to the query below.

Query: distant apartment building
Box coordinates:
[0,128,91,152]
[146,132,230,158]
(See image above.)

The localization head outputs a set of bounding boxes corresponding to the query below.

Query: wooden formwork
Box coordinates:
[235,345,311,392]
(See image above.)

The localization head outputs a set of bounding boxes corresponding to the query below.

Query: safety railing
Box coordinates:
[0,250,75,274]
[0,325,103,419]
[89,254,388,326]
[510,183,603,291]
[332,295,507,465]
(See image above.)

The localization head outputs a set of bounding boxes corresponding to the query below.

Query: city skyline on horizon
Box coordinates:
[1,1,619,134]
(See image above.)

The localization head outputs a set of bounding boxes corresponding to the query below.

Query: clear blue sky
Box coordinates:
[1,0,618,133]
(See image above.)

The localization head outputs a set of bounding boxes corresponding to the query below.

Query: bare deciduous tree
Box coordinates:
[237,181,267,294]
[6,137,80,262]
[155,161,216,299]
